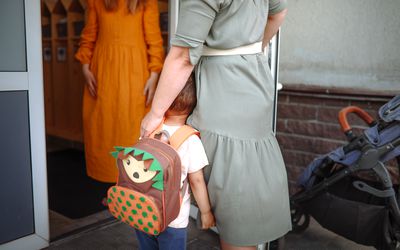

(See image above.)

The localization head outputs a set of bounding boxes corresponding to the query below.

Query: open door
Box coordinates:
[0,0,49,249]
[268,30,282,134]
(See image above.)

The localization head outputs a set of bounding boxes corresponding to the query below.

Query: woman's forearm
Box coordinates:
[150,46,194,118]
[262,9,288,49]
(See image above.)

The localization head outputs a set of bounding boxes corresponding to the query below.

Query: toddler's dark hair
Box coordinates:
[168,72,196,115]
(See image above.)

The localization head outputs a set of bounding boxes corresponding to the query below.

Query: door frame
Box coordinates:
[0,0,49,249]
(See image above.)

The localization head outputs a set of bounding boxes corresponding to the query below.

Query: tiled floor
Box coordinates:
[45,211,375,250]
[284,219,374,250]
[46,216,220,250]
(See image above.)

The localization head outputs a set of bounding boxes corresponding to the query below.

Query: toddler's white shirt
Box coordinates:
[162,124,209,228]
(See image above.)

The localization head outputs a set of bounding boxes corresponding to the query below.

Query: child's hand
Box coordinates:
[200,210,215,229]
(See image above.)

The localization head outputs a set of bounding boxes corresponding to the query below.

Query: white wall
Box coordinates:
[280,0,400,93]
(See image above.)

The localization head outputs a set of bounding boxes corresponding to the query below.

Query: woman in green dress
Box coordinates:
[141,0,290,249]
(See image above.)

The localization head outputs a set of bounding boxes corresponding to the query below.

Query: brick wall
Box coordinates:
[275,90,398,194]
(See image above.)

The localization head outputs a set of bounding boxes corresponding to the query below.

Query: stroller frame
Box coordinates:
[290,96,400,250]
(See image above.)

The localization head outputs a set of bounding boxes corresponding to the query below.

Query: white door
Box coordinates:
[268,30,282,134]
[0,0,49,249]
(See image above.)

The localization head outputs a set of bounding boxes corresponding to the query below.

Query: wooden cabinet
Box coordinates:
[41,0,85,142]
[158,0,169,50]
[67,0,85,140]
[41,2,54,128]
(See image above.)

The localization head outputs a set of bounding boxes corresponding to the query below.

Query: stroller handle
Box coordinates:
[338,106,375,140]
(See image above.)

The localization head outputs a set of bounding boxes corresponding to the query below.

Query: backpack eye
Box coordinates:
[126,159,130,165]
[143,168,148,172]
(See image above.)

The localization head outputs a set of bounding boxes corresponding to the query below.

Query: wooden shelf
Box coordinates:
[54,37,68,41]
[68,36,81,40]
[46,126,83,142]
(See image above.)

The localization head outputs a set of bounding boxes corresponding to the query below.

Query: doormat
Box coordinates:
[47,149,113,219]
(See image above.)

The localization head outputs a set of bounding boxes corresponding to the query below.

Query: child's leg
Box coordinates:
[157,227,187,250]
[134,229,158,250]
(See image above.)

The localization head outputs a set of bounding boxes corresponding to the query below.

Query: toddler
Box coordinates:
[134,73,215,250]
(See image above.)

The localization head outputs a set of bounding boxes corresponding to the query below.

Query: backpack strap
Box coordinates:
[169,125,200,150]
[149,123,199,149]
[169,125,200,201]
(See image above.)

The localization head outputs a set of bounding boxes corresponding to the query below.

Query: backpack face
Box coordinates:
[121,154,158,183]
[107,138,182,235]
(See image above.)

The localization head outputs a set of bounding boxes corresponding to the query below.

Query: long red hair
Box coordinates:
[104,0,144,13]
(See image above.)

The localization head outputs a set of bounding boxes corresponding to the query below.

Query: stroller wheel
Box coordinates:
[290,206,310,234]
[268,237,285,250]
[390,239,400,250]
[384,208,400,250]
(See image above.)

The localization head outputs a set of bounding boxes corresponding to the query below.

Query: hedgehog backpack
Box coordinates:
[107,125,199,235]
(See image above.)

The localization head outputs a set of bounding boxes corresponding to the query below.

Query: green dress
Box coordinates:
[171,0,291,246]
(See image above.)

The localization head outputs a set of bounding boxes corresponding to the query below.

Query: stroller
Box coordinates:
[290,95,400,250]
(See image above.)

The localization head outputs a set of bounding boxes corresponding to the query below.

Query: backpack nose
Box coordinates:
[133,172,139,179]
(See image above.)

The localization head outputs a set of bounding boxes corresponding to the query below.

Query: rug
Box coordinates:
[47,149,113,219]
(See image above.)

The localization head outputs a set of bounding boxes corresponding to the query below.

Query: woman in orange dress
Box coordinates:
[75,0,164,183]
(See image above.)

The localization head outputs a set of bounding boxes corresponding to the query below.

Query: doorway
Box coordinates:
[41,0,111,240]
[40,0,169,241]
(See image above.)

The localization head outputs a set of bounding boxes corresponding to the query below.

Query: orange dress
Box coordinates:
[75,0,164,182]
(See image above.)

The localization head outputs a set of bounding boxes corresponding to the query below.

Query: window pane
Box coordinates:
[0,0,26,72]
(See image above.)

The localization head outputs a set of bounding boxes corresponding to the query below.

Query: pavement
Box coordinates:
[44,216,375,250]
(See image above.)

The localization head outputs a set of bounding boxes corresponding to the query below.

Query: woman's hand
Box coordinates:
[200,210,216,229]
[82,64,97,97]
[140,109,164,137]
[143,72,159,107]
